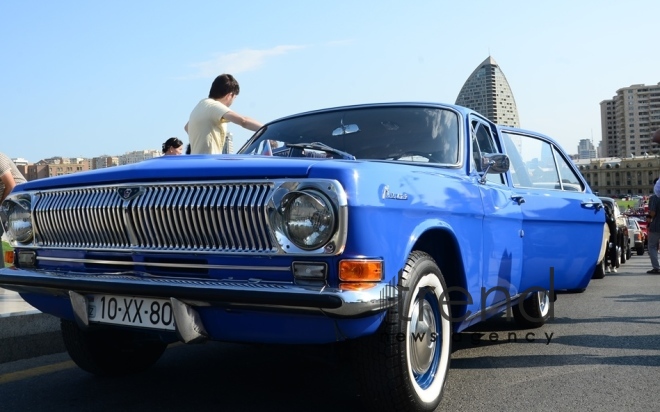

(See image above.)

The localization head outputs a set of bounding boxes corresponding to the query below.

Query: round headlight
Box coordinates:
[282,191,335,250]
[7,199,33,243]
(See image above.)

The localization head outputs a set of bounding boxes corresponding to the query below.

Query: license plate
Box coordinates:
[87,294,176,331]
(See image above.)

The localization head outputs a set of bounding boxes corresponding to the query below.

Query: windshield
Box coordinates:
[239,106,460,164]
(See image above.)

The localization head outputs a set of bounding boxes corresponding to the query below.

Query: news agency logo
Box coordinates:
[378,267,556,324]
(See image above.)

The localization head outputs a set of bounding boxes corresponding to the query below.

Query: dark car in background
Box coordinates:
[598,197,629,269]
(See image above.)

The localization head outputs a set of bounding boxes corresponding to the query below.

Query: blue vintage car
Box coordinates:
[0,103,604,411]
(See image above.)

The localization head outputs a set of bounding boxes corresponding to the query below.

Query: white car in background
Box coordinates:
[627,217,645,255]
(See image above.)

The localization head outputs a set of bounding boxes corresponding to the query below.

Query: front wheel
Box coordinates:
[352,251,452,412]
[61,319,168,376]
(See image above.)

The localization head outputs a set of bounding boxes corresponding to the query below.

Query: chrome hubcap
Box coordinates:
[409,298,437,375]
[539,291,550,317]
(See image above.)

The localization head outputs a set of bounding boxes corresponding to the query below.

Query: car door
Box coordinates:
[471,118,524,307]
[499,127,603,291]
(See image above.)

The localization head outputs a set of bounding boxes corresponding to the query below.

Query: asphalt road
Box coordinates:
[1,254,659,411]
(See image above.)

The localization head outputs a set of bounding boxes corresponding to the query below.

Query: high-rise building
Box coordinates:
[455,56,520,127]
[600,83,660,158]
[223,132,234,154]
[577,139,597,160]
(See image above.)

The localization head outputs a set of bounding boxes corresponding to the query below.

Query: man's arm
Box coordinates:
[0,170,16,203]
[223,111,263,132]
[649,196,658,219]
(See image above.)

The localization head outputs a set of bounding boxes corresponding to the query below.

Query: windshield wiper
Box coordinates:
[285,142,356,160]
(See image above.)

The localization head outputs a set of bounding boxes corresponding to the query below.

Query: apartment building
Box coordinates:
[600,83,660,158]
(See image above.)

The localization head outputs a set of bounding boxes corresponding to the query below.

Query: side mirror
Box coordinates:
[482,153,510,174]
[479,153,510,184]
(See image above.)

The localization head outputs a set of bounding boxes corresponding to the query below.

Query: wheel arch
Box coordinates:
[408,226,468,328]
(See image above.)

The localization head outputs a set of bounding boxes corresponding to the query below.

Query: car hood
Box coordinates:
[16,155,351,191]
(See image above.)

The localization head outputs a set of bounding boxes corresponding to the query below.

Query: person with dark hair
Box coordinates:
[162,137,184,155]
[184,73,262,154]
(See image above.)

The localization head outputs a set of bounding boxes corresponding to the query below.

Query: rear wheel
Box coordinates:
[615,246,622,268]
[61,319,167,376]
[620,235,627,264]
[352,251,452,412]
[513,291,551,329]
[592,258,606,279]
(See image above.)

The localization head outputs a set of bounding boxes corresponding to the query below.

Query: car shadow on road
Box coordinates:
[51,342,363,412]
[607,293,660,302]
[451,352,660,370]
[549,333,660,351]
[552,314,660,325]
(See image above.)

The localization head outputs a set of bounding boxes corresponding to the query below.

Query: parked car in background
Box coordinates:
[598,197,629,269]
[628,215,648,249]
[0,102,605,412]
[626,217,645,255]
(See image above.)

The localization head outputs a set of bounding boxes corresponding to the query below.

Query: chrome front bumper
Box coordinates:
[0,267,397,320]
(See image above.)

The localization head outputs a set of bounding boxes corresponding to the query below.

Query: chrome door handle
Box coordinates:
[581,201,603,210]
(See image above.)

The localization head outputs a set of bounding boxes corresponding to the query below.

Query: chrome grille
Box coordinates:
[33,183,275,253]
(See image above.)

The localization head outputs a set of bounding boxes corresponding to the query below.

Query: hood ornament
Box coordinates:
[117,187,143,202]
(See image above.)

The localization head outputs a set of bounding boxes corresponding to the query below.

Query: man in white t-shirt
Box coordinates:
[0,152,27,238]
[185,74,262,154]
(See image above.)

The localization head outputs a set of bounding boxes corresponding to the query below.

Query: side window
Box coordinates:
[502,131,583,191]
[471,120,504,184]
[553,147,585,191]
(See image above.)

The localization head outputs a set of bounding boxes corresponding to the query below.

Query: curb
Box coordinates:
[0,313,65,364]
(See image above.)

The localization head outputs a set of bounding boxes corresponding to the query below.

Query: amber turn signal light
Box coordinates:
[338,259,383,282]
[4,250,15,266]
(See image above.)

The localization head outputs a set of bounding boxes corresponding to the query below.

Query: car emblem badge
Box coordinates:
[117,187,143,202]
[382,185,409,200]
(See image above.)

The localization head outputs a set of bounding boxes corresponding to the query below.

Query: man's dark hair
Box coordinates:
[209,74,240,99]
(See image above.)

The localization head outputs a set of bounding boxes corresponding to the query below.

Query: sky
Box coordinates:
[1,0,659,163]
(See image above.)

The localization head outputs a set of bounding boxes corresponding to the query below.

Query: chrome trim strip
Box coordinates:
[36,256,291,272]
[462,293,523,324]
